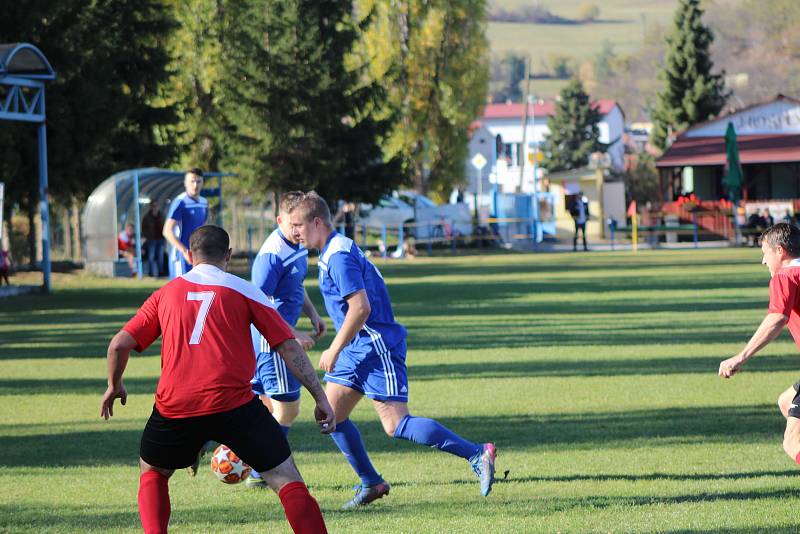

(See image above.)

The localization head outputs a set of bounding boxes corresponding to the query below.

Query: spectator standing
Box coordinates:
[333,201,357,241]
[0,244,12,285]
[142,200,165,277]
[569,193,590,251]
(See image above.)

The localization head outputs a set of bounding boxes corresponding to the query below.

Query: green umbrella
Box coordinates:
[722,122,743,202]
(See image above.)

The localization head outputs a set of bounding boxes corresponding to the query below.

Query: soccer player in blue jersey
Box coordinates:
[289,191,496,509]
[247,192,327,489]
[163,169,208,279]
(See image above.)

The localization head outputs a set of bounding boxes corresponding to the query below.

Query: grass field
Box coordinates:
[3,248,800,533]
[488,0,677,97]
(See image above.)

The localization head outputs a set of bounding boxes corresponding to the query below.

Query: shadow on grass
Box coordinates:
[510,469,799,484]
[372,256,757,280]
[2,352,794,396]
[0,404,782,468]
[0,505,140,532]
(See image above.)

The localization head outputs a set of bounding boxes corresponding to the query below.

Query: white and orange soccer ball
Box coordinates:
[210,444,252,484]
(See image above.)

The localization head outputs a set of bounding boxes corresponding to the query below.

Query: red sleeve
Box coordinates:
[122,291,162,352]
[249,298,294,348]
[768,273,797,317]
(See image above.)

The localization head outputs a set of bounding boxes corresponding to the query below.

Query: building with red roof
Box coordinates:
[656,95,800,203]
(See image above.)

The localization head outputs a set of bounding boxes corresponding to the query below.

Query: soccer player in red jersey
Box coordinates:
[719,222,800,465]
[99,225,334,534]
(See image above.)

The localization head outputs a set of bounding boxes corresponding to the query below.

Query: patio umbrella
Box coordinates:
[722,122,742,202]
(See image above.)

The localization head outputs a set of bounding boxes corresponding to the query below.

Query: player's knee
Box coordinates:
[139,458,173,478]
[272,399,300,426]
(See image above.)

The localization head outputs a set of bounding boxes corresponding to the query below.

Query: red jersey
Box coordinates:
[768,261,800,350]
[118,231,132,252]
[123,263,294,418]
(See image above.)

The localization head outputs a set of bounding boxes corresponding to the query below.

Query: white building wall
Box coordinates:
[473,104,626,193]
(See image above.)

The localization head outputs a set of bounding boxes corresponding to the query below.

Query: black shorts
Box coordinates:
[139,396,291,473]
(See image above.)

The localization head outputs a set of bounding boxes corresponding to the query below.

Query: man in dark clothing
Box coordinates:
[569,193,590,252]
[142,200,166,277]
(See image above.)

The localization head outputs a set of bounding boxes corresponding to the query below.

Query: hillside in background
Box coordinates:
[487,0,800,122]
[489,0,675,60]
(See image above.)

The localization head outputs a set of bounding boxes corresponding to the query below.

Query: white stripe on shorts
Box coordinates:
[363,325,397,396]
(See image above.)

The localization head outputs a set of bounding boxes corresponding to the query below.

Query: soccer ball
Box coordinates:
[210,444,252,484]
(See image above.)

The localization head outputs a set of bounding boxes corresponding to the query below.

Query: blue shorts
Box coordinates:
[251,349,301,402]
[325,340,408,402]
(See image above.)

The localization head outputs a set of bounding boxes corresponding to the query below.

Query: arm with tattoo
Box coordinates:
[274,338,326,401]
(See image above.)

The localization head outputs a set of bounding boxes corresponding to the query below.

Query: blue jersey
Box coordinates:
[318,231,407,353]
[166,192,208,252]
[250,228,308,356]
[252,228,308,326]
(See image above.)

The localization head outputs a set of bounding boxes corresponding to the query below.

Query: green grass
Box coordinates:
[488,0,677,97]
[3,248,800,532]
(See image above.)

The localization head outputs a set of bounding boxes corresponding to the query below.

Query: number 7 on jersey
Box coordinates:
[187,291,216,345]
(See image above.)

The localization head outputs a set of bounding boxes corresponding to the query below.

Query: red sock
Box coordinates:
[278,481,328,534]
[795,451,800,465]
[138,470,170,534]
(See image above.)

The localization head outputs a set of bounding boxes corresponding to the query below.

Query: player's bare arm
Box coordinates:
[162,219,190,261]
[302,288,326,339]
[719,312,788,378]
[319,289,370,372]
[273,338,336,433]
[100,330,137,419]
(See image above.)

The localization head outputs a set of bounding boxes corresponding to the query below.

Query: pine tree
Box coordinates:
[220,0,402,204]
[651,0,727,150]
[540,78,602,173]
[166,0,228,171]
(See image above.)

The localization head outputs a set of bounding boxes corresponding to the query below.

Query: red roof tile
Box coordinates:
[482,99,618,119]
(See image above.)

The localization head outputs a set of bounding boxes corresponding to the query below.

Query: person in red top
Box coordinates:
[719,222,800,466]
[119,222,137,277]
[100,225,335,534]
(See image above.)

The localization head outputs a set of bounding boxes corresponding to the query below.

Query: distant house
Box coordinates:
[656,94,800,202]
[467,99,626,195]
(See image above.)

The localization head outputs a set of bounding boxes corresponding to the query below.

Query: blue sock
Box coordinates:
[393,415,482,460]
[330,419,383,487]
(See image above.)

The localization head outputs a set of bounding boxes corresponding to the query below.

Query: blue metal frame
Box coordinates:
[0,43,55,291]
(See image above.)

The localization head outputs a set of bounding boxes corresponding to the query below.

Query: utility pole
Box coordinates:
[518,55,532,192]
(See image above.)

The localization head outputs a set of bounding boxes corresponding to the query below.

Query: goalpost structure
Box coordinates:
[0,43,56,292]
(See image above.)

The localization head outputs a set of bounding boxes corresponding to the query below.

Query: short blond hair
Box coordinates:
[292,191,332,226]
[279,191,305,214]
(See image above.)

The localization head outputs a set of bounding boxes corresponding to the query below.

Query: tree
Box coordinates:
[165,0,228,171]
[0,0,177,262]
[651,0,727,150]
[357,0,490,196]
[540,78,603,173]
[219,1,402,203]
[489,52,526,103]
[624,153,661,204]
[576,3,600,23]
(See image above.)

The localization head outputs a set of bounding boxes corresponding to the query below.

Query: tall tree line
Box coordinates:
[1,0,490,243]
[0,0,177,261]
